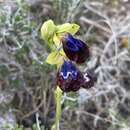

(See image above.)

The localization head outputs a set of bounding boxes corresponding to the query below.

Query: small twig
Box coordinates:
[77,111,126,127]
[36,113,41,130]
[80,17,111,34]
[21,99,44,120]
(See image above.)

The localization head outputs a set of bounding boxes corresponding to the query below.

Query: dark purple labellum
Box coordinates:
[57,61,84,92]
[62,34,90,64]
[82,71,94,89]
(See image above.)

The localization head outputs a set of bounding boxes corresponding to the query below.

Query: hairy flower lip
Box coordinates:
[56,61,95,92]
[56,61,84,92]
[61,33,90,64]
[82,70,95,89]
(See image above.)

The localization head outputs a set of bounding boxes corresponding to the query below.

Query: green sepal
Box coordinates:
[53,33,61,48]
[56,23,80,35]
[46,51,64,66]
[41,19,56,47]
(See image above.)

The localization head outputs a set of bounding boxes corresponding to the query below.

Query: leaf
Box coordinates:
[41,19,56,44]
[46,51,64,66]
[56,23,80,35]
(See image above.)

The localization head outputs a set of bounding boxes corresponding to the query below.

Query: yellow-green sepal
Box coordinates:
[56,23,80,35]
[46,51,64,66]
[59,49,66,57]
[41,19,56,46]
[53,33,61,48]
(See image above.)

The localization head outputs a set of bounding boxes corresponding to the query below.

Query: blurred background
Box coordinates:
[0,0,130,130]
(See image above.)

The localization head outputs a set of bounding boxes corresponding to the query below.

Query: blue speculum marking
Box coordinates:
[66,41,79,51]
[75,39,84,48]
[60,61,78,80]
[65,34,84,52]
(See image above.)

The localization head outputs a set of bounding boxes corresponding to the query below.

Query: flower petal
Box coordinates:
[59,49,66,57]
[82,71,95,89]
[53,34,61,48]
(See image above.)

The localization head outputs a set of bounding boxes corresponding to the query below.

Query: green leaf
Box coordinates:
[41,20,56,44]
[56,23,80,35]
[46,51,64,66]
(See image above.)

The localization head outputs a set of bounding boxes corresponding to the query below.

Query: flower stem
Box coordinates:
[51,86,62,130]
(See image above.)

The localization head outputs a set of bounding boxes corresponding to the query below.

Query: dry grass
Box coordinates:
[0,0,130,130]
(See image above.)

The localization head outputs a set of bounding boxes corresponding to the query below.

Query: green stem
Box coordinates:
[51,86,62,130]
